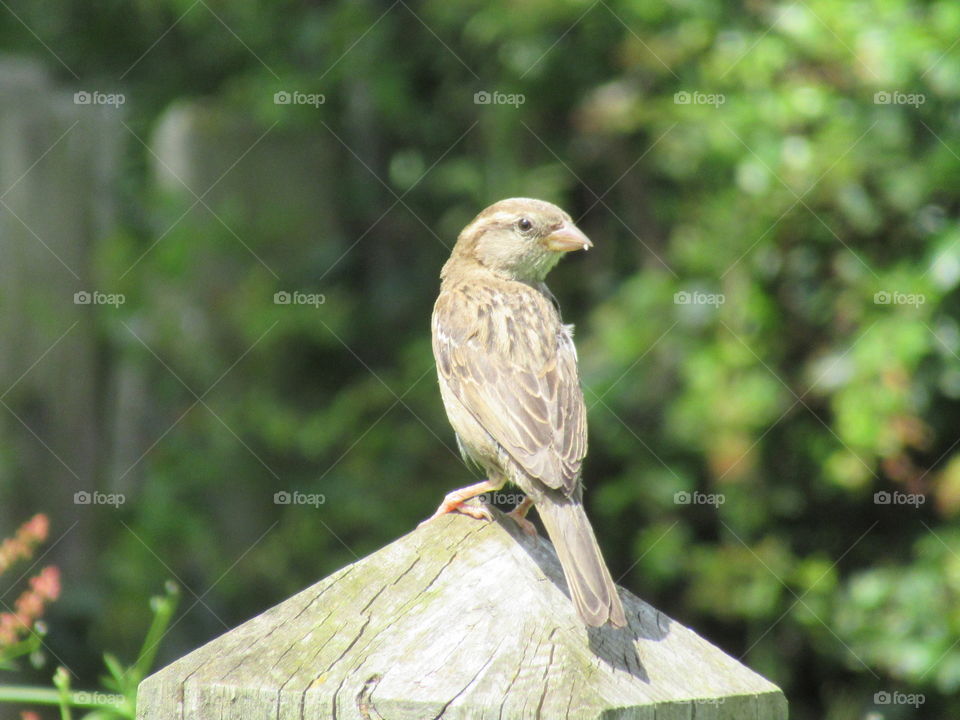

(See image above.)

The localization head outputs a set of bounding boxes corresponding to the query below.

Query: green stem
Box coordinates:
[0,685,125,708]
[131,583,179,684]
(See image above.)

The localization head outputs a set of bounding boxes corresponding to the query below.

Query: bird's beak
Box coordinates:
[544,223,593,253]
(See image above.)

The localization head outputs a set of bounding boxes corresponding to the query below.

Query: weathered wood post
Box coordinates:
[138,511,788,719]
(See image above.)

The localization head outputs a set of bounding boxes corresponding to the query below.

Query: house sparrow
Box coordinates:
[424,197,626,628]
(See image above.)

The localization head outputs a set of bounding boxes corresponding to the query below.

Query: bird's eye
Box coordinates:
[516,217,533,233]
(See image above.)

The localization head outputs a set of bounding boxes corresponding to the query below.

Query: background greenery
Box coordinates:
[1,0,959,718]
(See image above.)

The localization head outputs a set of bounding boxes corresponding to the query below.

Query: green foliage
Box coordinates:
[0,583,178,719]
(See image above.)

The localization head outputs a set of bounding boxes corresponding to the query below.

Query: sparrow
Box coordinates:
[423,197,627,628]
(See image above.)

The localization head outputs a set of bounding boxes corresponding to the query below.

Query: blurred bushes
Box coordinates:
[1,0,959,717]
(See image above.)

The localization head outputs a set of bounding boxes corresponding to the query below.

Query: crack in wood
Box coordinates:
[430,651,497,720]
[326,614,372,674]
[212,572,350,685]
[497,628,531,720]
[534,630,558,720]
[356,673,384,720]
[389,556,421,586]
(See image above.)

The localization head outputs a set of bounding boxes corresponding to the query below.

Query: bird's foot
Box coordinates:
[506,510,537,536]
[455,500,494,522]
[418,485,496,528]
[505,497,537,536]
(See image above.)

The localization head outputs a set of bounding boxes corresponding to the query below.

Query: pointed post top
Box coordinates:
[138,511,787,719]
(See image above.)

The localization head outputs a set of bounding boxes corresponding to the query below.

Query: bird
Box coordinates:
[422,197,627,628]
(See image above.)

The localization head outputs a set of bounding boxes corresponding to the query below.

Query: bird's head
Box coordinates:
[446,198,592,283]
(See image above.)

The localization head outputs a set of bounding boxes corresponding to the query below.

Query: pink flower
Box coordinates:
[0,514,49,574]
[0,612,21,644]
[21,515,49,544]
[0,515,59,652]
[29,566,60,602]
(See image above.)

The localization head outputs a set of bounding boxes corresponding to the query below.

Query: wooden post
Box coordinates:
[137,511,788,719]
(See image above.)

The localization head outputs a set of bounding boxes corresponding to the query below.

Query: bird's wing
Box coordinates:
[433,281,587,494]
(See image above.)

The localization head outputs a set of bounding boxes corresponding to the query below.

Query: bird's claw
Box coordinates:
[456,501,494,522]
[418,495,493,528]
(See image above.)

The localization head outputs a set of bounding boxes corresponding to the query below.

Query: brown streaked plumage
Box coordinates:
[423,197,627,628]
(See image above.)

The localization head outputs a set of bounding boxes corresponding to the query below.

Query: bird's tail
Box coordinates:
[535,498,627,627]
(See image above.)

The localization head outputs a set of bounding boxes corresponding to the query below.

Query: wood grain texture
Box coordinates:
[138,510,788,719]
